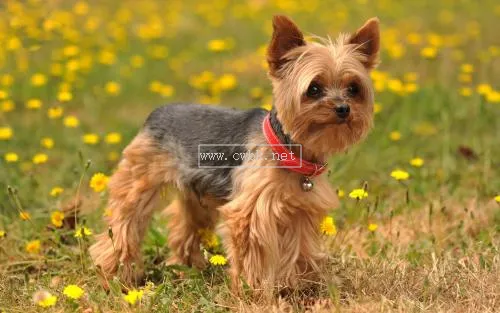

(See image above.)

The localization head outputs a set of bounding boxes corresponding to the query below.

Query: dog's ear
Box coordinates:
[267,15,306,76]
[349,17,380,69]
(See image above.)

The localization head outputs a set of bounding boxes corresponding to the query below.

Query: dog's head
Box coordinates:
[267,16,379,159]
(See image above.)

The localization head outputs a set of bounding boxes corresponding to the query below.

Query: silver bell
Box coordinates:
[301,177,314,192]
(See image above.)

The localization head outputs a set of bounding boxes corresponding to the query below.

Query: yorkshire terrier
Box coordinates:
[90,15,379,291]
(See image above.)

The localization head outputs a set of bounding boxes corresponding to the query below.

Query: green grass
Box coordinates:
[1,0,500,312]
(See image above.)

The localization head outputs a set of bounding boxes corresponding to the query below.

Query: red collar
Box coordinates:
[262,113,327,177]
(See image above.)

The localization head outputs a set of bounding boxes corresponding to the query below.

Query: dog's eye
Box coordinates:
[347,82,360,97]
[306,82,323,99]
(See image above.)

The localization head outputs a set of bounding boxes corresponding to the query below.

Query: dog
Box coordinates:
[89,15,379,292]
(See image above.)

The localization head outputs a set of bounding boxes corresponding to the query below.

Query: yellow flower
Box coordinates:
[404,83,419,94]
[387,79,403,93]
[410,158,424,167]
[41,137,54,149]
[63,45,80,57]
[103,208,113,217]
[73,1,89,15]
[320,216,337,236]
[31,73,47,86]
[82,133,100,145]
[337,189,345,198]
[33,153,48,164]
[368,223,378,232]
[51,211,65,228]
[26,240,41,254]
[1,74,14,86]
[2,100,15,112]
[390,169,410,181]
[0,127,13,140]
[5,152,19,163]
[389,131,401,141]
[48,106,64,119]
[20,211,31,220]
[348,189,368,200]
[0,90,8,100]
[63,284,84,300]
[124,289,143,306]
[74,226,93,238]
[486,91,500,103]
[99,50,116,65]
[420,46,438,59]
[495,195,500,203]
[476,83,492,95]
[57,90,73,102]
[459,87,472,97]
[217,74,237,91]
[50,187,64,197]
[461,63,474,73]
[26,99,42,110]
[105,81,121,96]
[130,55,144,68]
[261,103,272,111]
[90,173,109,192]
[373,102,382,114]
[64,116,80,128]
[198,228,219,249]
[34,291,57,308]
[149,81,162,93]
[160,85,174,98]
[0,230,5,238]
[207,39,231,52]
[105,132,122,144]
[209,254,227,266]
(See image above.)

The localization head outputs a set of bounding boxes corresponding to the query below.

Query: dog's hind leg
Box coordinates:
[164,192,221,269]
[89,132,177,286]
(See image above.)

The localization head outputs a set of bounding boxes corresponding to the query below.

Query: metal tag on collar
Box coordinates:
[301,176,314,192]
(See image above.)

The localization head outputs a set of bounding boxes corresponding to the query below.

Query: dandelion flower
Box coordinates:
[105,81,121,96]
[320,216,337,236]
[64,116,80,128]
[198,228,219,249]
[261,103,272,111]
[2,100,15,112]
[337,189,345,198]
[50,187,64,197]
[41,137,54,149]
[461,63,474,73]
[26,99,42,110]
[0,127,13,140]
[26,240,41,254]
[0,230,6,238]
[48,106,64,119]
[4,152,19,163]
[420,46,438,59]
[33,290,57,308]
[63,284,84,300]
[476,83,492,95]
[459,87,472,97]
[31,73,47,86]
[57,90,73,102]
[123,289,143,306]
[105,132,122,144]
[410,158,424,167]
[349,189,368,200]
[90,173,109,192]
[494,195,500,203]
[82,133,100,145]
[390,169,410,181]
[74,226,92,238]
[373,102,382,114]
[33,153,48,164]
[217,74,237,91]
[51,211,65,228]
[103,208,113,217]
[207,39,229,52]
[160,85,174,98]
[20,211,31,220]
[209,254,227,266]
[368,223,378,232]
[149,81,162,93]
[389,131,401,141]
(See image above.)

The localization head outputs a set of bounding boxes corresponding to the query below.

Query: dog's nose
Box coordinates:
[334,103,350,119]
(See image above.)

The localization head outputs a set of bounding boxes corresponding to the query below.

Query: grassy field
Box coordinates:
[1,0,500,312]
